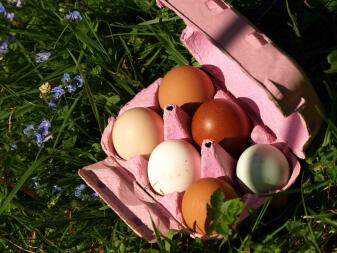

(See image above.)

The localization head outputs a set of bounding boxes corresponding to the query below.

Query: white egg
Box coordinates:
[236,144,290,194]
[147,140,201,195]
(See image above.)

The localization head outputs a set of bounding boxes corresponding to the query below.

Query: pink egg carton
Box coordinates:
[79,0,323,242]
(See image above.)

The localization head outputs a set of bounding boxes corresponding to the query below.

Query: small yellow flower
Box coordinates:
[39,82,51,95]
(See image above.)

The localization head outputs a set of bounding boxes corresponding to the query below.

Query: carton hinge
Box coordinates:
[246,31,270,48]
[204,0,230,13]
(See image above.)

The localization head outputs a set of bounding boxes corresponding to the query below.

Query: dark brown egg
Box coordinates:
[158,66,215,114]
[191,99,252,158]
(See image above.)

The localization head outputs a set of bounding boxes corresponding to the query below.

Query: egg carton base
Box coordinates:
[79,159,267,241]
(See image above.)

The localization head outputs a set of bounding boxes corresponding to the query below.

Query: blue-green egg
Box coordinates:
[236,144,290,194]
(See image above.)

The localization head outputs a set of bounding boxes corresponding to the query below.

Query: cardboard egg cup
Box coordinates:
[79,0,323,242]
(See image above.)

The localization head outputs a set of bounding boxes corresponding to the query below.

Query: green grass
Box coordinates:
[1,0,337,252]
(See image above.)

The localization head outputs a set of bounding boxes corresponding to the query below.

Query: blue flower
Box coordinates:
[35,51,51,63]
[53,185,61,193]
[38,119,51,136]
[45,74,83,109]
[65,75,83,94]
[33,133,51,146]
[9,0,23,8]
[91,192,99,199]
[65,10,82,21]
[77,184,86,191]
[0,3,6,15]
[61,73,71,83]
[23,124,35,136]
[0,42,8,55]
[73,75,83,88]
[74,184,86,197]
[0,2,15,20]
[33,133,43,145]
[66,83,77,93]
[5,12,14,21]
[10,143,17,150]
[48,101,57,108]
[23,120,52,146]
[51,85,65,100]
[32,182,39,189]
[38,119,51,129]
[74,189,81,197]
[31,177,39,188]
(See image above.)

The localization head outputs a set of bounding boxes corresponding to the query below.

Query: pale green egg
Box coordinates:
[236,144,290,194]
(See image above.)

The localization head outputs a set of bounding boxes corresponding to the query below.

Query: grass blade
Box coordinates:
[0,155,48,215]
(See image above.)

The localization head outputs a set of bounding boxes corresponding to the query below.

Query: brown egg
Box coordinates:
[158,66,215,114]
[191,99,252,158]
[182,178,238,235]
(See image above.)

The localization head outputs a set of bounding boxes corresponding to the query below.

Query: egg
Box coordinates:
[236,144,290,194]
[181,178,238,235]
[191,99,252,158]
[158,65,215,114]
[147,140,201,195]
[112,107,164,160]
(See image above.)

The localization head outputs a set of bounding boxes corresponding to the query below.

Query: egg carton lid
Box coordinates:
[157,0,323,158]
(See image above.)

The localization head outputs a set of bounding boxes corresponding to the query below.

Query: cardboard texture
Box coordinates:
[79,0,323,242]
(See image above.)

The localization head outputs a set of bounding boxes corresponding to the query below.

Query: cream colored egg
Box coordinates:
[112,107,164,160]
[147,140,201,195]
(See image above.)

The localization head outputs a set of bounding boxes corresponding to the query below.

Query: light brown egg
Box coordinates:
[181,178,238,235]
[158,66,215,114]
[112,107,164,160]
